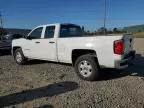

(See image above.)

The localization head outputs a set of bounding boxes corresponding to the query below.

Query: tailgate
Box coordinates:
[123,34,134,55]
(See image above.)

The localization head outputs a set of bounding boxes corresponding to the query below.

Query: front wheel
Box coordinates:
[75,54,100,81]
[14,48,28,65]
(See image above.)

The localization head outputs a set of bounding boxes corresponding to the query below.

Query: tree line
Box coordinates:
[84,27,126,35]
[0,27,127,38]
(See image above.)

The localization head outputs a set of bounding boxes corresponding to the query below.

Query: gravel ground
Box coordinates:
[0,38,144,108]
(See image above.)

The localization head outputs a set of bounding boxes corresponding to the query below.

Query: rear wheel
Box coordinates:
[14,48,28,65]
[75,54,100,81]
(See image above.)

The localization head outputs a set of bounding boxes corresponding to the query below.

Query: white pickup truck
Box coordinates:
[12,23,135,81]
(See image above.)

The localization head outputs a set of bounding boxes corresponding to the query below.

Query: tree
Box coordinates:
[138,29,142,33]
[84,30,90,35]
[0,28,6,38]
[113,28,119,33]
[97,27,107,34]
[0,27,4,36]
[119,28,127,34]
[107,30,113,34]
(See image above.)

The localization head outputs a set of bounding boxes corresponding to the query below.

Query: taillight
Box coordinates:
[114,40,124,55]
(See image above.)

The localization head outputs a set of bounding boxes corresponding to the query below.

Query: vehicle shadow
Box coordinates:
[0,50,11,56]
[27,60,72,66]
[27,60,50,65]
[126,54,144,77]
[37,104,54,108]
[99,54,144,81]
[0,81,79,107]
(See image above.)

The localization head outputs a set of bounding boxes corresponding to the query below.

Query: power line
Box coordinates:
[104,0,106,28]
[103,0,107,34]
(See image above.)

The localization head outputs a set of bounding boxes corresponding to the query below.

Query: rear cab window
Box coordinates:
[60,24,83,38]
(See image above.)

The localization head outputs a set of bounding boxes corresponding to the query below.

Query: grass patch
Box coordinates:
[133,32,144,38]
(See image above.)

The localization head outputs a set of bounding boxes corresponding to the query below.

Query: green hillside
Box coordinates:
[133,32,144,38]
[124,24,144,33]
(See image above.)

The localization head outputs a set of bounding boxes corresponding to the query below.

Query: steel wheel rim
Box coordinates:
[78,60,92,77]
[16,52,22,63]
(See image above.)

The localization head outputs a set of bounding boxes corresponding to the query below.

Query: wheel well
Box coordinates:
[72,49,97,65]
[12,47,21,55]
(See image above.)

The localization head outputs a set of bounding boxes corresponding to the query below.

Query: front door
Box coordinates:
[37,25,57,61]
[24,27,43,58]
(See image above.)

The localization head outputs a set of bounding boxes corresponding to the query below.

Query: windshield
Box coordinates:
[60,24,83,38]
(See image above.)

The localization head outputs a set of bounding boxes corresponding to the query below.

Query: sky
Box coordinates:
[0,0,144,31]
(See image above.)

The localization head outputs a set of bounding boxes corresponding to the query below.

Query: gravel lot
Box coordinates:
[0,38,144,108]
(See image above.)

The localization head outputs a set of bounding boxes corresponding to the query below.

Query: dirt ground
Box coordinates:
[0,38,144,108]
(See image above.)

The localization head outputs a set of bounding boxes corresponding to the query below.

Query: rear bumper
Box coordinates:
[115,51,136,69]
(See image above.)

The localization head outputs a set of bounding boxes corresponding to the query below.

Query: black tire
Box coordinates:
[75,54,100,81]
[14,48,28,65]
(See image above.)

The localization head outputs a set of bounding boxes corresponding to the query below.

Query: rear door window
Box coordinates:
[44,26,55,38]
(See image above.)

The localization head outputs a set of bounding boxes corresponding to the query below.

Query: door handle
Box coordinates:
[49,41,55,43]
[35,41,40,43]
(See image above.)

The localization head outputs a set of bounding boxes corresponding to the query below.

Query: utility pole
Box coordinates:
[0,12,3,28]
[0,12,4,36]
[103,0,107,34]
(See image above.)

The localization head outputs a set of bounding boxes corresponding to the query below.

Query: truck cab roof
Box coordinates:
[37,23,80,27]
